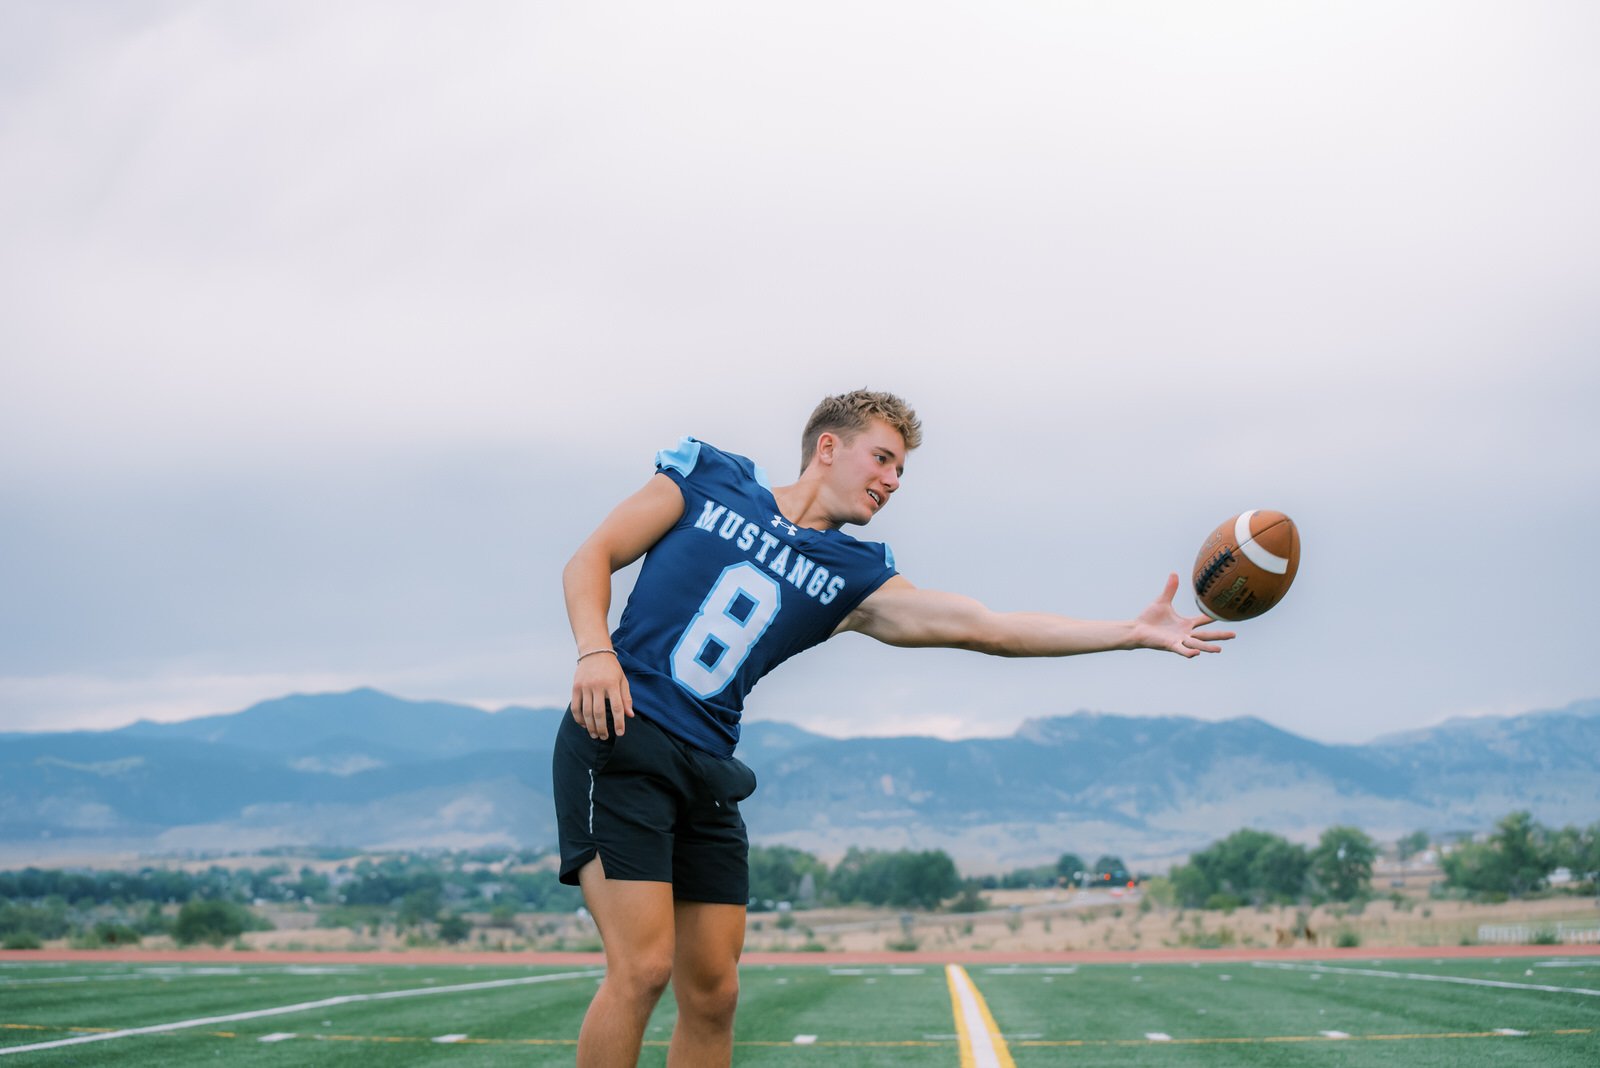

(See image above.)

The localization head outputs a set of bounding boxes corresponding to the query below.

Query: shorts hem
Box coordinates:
[558,848,596,887]
[671,889,749,906]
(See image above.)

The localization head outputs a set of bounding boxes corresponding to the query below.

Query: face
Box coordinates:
[819,418,906,526]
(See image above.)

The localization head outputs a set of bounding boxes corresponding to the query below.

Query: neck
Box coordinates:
[771,476,838,532]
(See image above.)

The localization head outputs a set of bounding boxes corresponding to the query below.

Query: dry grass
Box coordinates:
[168,887,1598,957]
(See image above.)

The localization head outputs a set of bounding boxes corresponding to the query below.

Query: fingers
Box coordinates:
[607,687,626,737]
[1159,572,1180,604]
[572,686,607,740]
[573,660,633,739]
[617,674,635,724]
[1172,623,1234,657]
[570,678,603,739]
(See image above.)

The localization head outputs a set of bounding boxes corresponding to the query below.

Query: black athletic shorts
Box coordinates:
[553,708,758,905]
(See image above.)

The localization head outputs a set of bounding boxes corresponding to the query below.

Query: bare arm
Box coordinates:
[563,473,685,737]
[835,573,1234,658]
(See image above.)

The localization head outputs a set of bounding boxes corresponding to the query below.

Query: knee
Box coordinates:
[611,952,674,1003]
[677,971,740,1028]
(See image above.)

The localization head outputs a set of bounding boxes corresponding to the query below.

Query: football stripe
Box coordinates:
[1234,511,1290,575]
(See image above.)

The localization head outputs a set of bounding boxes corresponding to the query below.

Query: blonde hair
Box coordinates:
[800,390,923,473]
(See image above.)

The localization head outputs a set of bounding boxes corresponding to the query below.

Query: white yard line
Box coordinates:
[945,964,1017,1068]
[0,969,602,1056]
[1252,961,1600,997]
[0,973,148,987]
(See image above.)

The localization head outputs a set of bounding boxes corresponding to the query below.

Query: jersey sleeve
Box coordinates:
[826,541,898,619]
[655,437,701,480]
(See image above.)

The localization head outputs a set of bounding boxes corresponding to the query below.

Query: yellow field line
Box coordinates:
[945,963,1017,1068]
[1016,1029,1596,1047]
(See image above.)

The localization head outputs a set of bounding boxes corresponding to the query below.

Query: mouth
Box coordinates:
[866,489,883,509]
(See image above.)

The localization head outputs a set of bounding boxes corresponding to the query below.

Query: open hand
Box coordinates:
[1135,573,1236,657]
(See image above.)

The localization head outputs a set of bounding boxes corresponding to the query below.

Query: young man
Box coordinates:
[555,390,1233,1066]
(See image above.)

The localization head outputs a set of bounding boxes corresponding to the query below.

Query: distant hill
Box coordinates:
[2,691,1596,870]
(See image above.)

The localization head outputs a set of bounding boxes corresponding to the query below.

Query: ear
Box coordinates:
[816,431,839,465]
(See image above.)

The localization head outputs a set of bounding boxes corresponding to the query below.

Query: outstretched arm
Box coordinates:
[835,573,1235,658]
[563,473,685,738]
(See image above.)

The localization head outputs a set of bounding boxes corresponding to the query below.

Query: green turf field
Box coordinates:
[3,956,1597,1065]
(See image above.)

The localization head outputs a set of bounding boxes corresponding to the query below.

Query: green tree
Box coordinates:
[398,887,443,928]
[437,913,472,944]
[1312,826,1377,901]
[291,868,334,904]
[488,899,521,929]
[1548,822,1599,882]
[1250,836,1311,902]
[749,845,828,906]
[1396,830,1431,862]
[173,900,261,946]
[1488,811,1550,896]
[1054,853,1087,886]
[999,864,1057,889]
[1443,812,1555,898]
[829,848,960,909]
[1168,863,1212,908]
[1093,855,1129,885]
[1440,840,1500,894]
[1179,829,1307,906]
[946,880,990,913]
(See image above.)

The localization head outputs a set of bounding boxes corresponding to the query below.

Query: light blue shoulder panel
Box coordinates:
[655,436,701,476]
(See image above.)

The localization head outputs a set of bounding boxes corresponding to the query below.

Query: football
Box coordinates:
[1192,510,1301,622]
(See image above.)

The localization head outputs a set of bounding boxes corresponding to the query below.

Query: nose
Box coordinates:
[881,469,900,493]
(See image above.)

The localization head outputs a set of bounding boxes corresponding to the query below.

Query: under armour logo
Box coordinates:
[771,514,797,536]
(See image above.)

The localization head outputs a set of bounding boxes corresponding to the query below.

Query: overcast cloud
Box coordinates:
[2,1,1596,743]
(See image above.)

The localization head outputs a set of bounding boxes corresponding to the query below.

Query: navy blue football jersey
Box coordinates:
[610,438,898,757]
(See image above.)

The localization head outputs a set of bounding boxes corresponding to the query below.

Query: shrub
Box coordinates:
[437,914,472,944]
[1336,928,1361,948]
[76,922,141,948]
[316,905,387,932]
[173,900,268,947]
[0,902,69,942]
[1178,926,1236,949]
[947,882,990,914]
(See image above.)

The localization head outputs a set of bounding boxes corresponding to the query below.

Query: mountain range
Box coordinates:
[3,690,1597,870]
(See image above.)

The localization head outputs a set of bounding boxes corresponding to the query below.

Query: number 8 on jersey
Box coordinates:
[670,562,782,698]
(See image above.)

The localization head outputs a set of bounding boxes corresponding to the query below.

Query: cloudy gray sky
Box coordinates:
[3,1,1596,744]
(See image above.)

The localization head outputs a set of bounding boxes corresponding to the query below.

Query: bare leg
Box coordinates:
[666,901,747,1068]
[577,857,676,1067]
